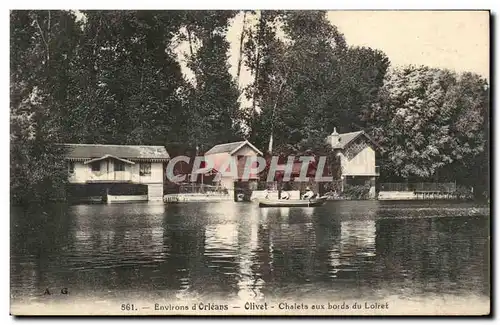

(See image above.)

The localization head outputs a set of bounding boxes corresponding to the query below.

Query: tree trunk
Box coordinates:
[252,11,264,113]
[187,27,194,58]
[236,11,247,85]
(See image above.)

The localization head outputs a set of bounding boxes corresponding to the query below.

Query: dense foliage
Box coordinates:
[342,184,372,200]
[365,66,489,197]
[11,10,82,204]
[10,10,490,205]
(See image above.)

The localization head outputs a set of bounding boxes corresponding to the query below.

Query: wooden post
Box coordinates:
[278,179,282,200]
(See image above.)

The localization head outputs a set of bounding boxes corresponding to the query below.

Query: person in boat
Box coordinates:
[302,187,316,200]
[280,191,290,200]
[263,187,270,199]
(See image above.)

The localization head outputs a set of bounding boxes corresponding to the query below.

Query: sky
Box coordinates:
[325,11,489,78]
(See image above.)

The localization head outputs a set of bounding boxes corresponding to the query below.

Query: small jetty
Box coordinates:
[164,193,233,203]
[378,182,465,200]
[164,184,233,203]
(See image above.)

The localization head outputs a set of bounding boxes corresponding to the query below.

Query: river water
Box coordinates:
[10,200,490,315]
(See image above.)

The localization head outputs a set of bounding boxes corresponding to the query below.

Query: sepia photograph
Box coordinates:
[9,9,491,316]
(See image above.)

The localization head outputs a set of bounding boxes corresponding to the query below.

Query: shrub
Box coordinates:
[343,184,371,200]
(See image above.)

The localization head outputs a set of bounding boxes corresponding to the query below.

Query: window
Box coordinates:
[140,162,151,176]
[237,155,246,168]
[68,161,75,174]
[91,161,100,172]
[115,161,125,172]
[345,139,368,160]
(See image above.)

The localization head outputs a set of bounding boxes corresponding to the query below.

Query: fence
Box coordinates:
[178,184,229,195]
[378,182,457,193]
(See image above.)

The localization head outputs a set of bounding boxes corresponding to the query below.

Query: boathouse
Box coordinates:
[63,144,169,203]
[325,128,381,199]
[201,140,263,200]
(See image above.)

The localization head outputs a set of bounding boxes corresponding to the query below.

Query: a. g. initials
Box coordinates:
[43,288,69,295]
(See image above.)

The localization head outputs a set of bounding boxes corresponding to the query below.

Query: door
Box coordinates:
[114,161,125,180]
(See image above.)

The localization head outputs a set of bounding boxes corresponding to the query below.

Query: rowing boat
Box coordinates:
[258,196,328,208]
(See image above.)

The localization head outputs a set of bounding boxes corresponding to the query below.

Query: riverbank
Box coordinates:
[378,191,464,200]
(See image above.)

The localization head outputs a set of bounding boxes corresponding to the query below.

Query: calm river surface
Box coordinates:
[10,200,490,314]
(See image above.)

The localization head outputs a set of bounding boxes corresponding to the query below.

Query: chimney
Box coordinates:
[330,127,340,148]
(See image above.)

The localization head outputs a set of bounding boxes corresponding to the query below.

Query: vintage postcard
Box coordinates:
[10,9,490,316]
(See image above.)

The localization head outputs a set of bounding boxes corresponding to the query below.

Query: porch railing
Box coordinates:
[178,184,229,195]
[87,171,132,182]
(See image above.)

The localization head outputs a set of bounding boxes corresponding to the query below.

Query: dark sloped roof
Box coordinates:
[325,130,379,150]
[63,144,170,159]
[205,141,246,155]
[204,140,263,156]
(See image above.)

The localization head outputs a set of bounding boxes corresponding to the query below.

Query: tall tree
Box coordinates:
[242,10,390,157]
[245,11,349,152]
[10,10,83,204]
[342,46,390,129]
[365,65,489,194]
[437,72,490,197]
[181,11,241,150]
[71,10,188,145]
[241,10,284,150]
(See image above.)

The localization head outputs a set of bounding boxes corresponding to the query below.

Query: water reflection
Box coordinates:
[10,201,490,303]
[72,203,167,267]
[374,215,490,296]
[237,207,261,300]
